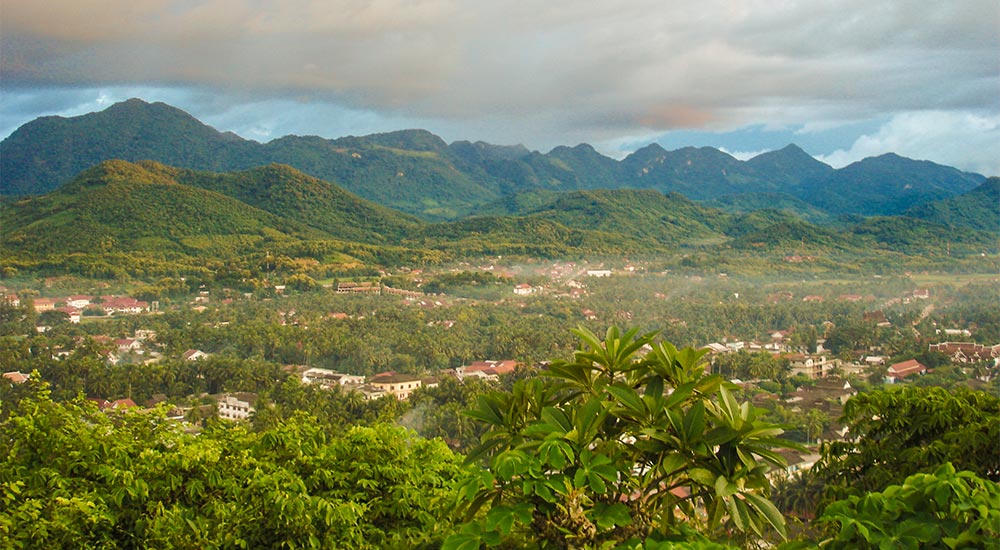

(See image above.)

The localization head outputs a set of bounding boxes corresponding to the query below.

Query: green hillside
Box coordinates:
[131,161,423,243]
[726,218,863,252]
[0,161,361,276]
[3,161,320,255]
[416,215,646,257]
[903,177,1000,232]
[704,192,834,225]
[850,216,998,256]
[2,157,996,280]
[518,189,729,246]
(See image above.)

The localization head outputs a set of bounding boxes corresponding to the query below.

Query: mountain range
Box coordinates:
[0,99,987,220]
[2,157,996,280]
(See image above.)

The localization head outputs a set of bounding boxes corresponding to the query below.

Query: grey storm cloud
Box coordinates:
[2,0,998,170]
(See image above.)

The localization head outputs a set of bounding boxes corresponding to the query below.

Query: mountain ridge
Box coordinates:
[0,98,987,219]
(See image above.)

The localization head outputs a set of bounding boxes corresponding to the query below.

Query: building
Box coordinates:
[929,342,1000,364]
[513,283,534,296]
[2,371,29,384]
[336,282,381,294]
[368,372,422,400]
[100,296,149,315]
[33,297,56,312]
[458,360,521,381]
[301,368,365,388]
[182,349,209,361]
[54,306,82,323]
[65,295,94,309]
[785,354,837,380]
[216,393,256,421]
[885,359,927,383]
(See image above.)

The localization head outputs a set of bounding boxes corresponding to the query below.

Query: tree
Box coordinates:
[447,327,797,549]
[813,386,1000,504]
[812,463,1000,549]
[0,384,463,549]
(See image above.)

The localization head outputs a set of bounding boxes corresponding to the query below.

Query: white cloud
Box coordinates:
[815,111,1000,175]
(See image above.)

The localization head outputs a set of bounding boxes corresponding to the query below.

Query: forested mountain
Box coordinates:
[799,153,984,216]
[3,159,995,281]
[477,189,729,246]
[0,99,257,196]
[128,161,422,243]
[744,144,836,189]
[702,192,835,225]
[0,99,988,220]
[0,160,332,267]
[903,177,1000,232]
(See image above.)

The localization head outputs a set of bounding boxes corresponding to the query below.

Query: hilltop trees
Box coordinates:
[447,327,796,549]
[0,388,463,549]
[812,385,1000,503]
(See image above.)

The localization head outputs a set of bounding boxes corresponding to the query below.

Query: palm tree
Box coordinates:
[804,408,828,444]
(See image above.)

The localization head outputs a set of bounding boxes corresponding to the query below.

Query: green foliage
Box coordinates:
[903,177,1000,232]
[813,386,1000,502]
[0,386,463,549]
[448,327,797,549]
[813,463,1000,549]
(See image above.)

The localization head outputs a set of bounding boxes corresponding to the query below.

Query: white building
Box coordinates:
[216,393,256,421]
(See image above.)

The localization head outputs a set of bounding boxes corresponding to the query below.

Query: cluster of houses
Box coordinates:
[2,292,153,325]
[296,359,522,402]
[929,342,1000,365]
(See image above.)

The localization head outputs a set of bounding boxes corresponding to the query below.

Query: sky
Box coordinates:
[2,1,998,175]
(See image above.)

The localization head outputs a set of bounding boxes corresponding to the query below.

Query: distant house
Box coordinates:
[912,288,930,299]
[703,343,731,354]
[90,398,139,411]
[216,393,256,421]
[513,283,534,296]
[864,355,886,366]
[802,295,824,303]
[65,295,94,309]
[336,282,380,294]
[100,296,149,315]
[368,372,422,400]
[134,329,157,341]
[116,338,142,352]
[784,354,837,380]
[885,359,927,383]
[301,368,365,388]
[33,298,56,312]
[770,330,791,342]
[458,360,520,382]
[54,306,82,323]
[182,349,208,361]
[586,269,612,277]
[2,294,20,307]
[3,371,29,384]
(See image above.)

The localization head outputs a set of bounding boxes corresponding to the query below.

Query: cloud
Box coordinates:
[815,111,1000,175]
[718,147,773,162]
[2,1,998,166]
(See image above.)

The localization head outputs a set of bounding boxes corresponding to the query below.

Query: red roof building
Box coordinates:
[886,359,927,382]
